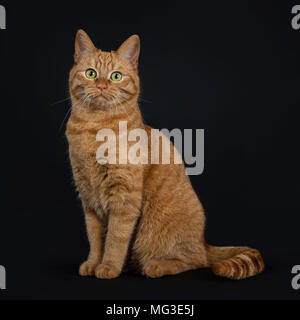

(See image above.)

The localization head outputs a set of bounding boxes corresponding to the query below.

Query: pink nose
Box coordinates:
[97,83,107,91]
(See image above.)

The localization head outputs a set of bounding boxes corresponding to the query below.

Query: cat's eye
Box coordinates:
[85,69,97,79]
[110,71,122,81]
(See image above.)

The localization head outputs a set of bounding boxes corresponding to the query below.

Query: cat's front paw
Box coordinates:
[95,264,121,279]
[79,261,97,276]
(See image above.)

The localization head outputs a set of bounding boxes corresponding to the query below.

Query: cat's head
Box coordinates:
[69,30,140,110]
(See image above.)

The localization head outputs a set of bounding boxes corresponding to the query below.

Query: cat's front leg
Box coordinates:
[95,185,142,279]
[79,204,105,276]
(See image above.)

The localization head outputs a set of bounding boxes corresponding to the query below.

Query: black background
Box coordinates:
[0,0,299,299]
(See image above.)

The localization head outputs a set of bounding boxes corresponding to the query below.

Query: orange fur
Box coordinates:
[66,30,264,279]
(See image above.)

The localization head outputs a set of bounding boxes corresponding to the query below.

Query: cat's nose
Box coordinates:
[97,83,107,91]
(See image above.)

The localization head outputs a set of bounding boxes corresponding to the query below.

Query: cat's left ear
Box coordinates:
[117,35,140,69]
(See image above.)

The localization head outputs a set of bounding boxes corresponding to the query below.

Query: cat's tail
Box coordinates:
[205,243,264,280]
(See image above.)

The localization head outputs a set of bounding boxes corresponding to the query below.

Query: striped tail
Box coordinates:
[205,244,264,280]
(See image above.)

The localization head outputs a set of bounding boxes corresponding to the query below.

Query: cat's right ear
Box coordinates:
[74,29,96,63]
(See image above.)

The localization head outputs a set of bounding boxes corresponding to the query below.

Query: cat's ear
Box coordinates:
[117,35,140,69]
[74,29,96,63]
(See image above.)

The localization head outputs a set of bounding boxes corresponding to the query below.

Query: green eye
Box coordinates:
[85,69,97,79]
[110,71,122,81]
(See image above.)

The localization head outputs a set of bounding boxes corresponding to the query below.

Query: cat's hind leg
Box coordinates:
[142,259,198,278]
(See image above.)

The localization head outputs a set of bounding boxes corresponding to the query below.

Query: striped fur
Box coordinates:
[206,245,264,279]
[66,30,264,280]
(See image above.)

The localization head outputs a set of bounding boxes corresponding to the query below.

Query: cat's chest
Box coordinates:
[67,129,105,178]
[66,128,113,209]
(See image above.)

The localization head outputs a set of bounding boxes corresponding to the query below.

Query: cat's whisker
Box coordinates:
[113,97,122,114]
[113,96,119,111]
[59,107,72,132]
[138,96,152,104]
[119,94,139,116]
[88,96,92,109]
[71,93,90,110]
[116,95,129,117]
[50,96,71,106]
[58,94,88,132]
[82,94,91,107]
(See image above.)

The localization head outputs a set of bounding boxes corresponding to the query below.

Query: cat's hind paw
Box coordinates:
[95,264,120,279]
[143,260,164,278]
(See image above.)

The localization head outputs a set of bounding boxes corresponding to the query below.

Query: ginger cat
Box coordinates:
[66,30,264,280]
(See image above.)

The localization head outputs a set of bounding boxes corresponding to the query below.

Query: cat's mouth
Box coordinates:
[97,93,110,102]
[90,92,114,109]
[79,91,115,109]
